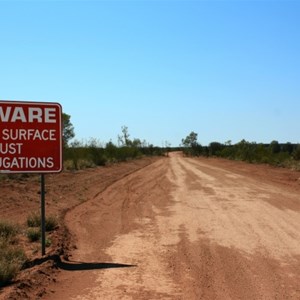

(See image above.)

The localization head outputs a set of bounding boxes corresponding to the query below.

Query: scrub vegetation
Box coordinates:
[0,220,26,286]
[63,125,165,170]
[63,115,300,171]
[182,131,300,170]
[26,212,57,248]
[27,212,58,232]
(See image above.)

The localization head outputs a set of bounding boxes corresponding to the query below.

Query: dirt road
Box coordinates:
[46,153,300,299]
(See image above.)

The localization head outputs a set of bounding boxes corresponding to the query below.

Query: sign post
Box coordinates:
[41,174,46,256]
[0,100,63,255]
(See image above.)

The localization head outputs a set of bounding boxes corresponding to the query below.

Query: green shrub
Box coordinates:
[45,216,58,231]
[77,159,95,169]
[27,213,58,232]
[0,239,26,286]
[63,159,75,170]
[27,228,52,246]
[0,221,19,240]
[293,145,300,160]
[27,212,40,227]
[27,228,41,242]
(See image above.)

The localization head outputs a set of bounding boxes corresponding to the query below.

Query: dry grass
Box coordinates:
[0,221,26,286]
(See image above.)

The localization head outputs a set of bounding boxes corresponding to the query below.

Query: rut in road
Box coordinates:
[46,153,300,300]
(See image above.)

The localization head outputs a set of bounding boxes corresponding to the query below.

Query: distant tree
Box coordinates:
[106,141,118,161]
[182,131,198,148]
[182,132,202,156]
[62,113,75,147]
[236,139,254,162]
[209,142,223,156]
[132,138,142,148]
[269,140,281,154]
[292,144,300,160]
[68,139,82,170]
[282,142,294,155]
[164,141,172,157]
[86,138,106,166]
[118,126,131,146]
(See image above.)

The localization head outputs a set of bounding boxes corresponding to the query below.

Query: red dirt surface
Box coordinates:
[1,154,300,299]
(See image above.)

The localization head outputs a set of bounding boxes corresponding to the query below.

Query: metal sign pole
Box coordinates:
[0,101,63,257]
[41,174,46,256]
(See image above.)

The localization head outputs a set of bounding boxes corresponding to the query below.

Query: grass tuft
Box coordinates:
[45,216,58,232]
[0,238,26,286]
[27,228,41,242]
[0,220,19,240]
[27,213,58,232]
[27,212,41,228]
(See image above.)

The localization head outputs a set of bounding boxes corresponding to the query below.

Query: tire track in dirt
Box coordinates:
[46,153,300,299]
[166,154,300,299]
[46,158,181,299]
[176,156,300,261]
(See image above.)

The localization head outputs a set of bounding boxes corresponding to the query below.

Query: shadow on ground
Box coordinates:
[57,260,136,271]
[22,254,136,272]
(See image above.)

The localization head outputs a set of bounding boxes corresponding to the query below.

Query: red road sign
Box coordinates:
[0,100,63,173]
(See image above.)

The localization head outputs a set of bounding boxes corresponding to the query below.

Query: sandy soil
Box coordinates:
[0,157,158,299]
[1,153,300,299]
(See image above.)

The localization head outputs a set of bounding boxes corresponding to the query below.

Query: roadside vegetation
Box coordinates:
[26,212,58,245]
[0,220,27,286]
[27,212,58,232]
[0,212,59,287]
[181,131,300,170]
[63,125,165,170]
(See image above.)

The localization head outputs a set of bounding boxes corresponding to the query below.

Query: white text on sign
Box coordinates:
[0,106,56,123]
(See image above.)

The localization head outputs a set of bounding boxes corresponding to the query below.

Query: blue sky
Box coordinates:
[1,0,299,146]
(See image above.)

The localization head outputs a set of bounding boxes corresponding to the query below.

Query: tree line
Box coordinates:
[62,114,300,170]
[181,131,300,168]
[62,117,165,170]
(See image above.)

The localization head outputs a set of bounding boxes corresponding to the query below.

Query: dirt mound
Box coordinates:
[0,157,158,299]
